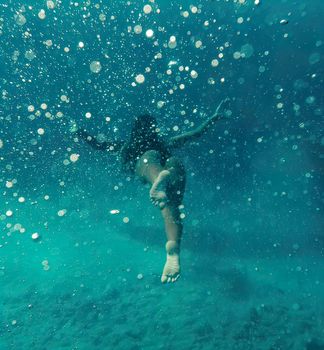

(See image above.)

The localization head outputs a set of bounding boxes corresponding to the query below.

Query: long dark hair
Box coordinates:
[120,115,171,172]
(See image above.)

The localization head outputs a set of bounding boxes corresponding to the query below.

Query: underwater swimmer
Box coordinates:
[73,99,230,283]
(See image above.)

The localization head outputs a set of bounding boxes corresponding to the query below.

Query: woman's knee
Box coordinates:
[165,158,186,184]
[166,157,185,172]
[165,156,178,167]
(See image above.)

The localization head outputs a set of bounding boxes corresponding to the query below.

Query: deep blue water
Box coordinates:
[1,1,323,349]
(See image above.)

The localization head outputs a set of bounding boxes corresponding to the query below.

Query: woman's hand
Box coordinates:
[212,98,230,120]
[68,119,79,134]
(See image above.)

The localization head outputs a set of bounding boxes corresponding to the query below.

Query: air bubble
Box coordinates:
[195,40,202,48]
[57,209,67,217]
[15,14,26,26]
[190,70,198,79]
[6,210,13,217]
[168,36,177,49]
[157,101,165,108]
[46,1,55,9]
[110,209,120,215]
[135,74,145,84]
[145,29,154,38]
[38,9,46,20]
[134,25,142,34]
[99,13,106,22]
[143,5,152,14]
[70,154,79,162]
[211,59,219,67]
[90,61,102,73]
[31,232,40,240]
[25,50,36,61]
[280,19,288,25]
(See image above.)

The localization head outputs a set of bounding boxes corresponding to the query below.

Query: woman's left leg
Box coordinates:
[159,156,186,282]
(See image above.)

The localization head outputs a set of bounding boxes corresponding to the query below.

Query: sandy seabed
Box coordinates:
[1,217,324,350]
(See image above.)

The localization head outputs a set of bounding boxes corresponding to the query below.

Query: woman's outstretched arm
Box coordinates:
[75,129,124,153]
[168,98,230,149]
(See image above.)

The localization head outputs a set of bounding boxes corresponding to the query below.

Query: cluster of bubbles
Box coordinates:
[1,0,321,255]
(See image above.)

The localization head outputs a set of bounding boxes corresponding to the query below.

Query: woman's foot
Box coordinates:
[149,170,171,209]
[161,240,180,283]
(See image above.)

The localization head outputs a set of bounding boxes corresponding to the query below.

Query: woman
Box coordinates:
[74,99,229,283]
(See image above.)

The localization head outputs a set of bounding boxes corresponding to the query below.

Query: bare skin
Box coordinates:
[74,99,230,283]
[149,169,170,209]
[134,99,229,283]
[135,151,185,282]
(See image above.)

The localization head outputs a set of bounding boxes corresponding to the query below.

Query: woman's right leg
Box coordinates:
[160,157,186,283]
[135,151,186,283]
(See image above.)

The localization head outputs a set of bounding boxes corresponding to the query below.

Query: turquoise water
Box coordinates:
[1,0,324,349]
